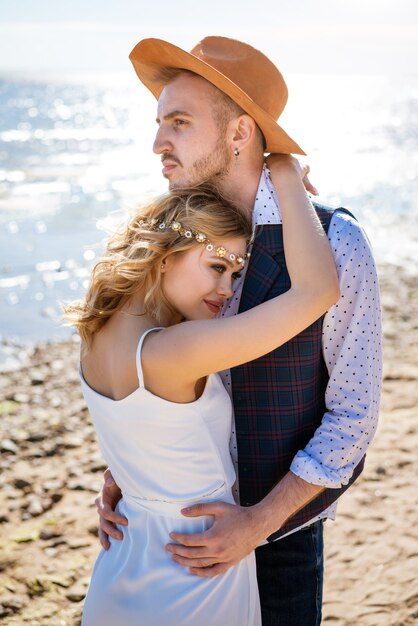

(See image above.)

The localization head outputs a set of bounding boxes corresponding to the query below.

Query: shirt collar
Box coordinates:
[252,162,282,227]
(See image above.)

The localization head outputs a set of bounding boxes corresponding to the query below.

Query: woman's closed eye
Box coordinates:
[211,264,241,281]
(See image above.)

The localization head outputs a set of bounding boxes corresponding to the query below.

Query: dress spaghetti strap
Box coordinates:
[135,327,165,388]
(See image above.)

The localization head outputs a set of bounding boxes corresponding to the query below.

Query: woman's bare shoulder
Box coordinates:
[81,313,151,401]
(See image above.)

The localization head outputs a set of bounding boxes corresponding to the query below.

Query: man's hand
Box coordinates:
[166,472,325,577]
[166,501,267,577]
[266,154,319,196]
[94,468,127,550]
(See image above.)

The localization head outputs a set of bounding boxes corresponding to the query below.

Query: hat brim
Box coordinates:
[129,38,306,156]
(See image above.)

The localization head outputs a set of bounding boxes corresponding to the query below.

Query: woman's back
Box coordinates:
[80,328,260,626]
[80,328,236,503]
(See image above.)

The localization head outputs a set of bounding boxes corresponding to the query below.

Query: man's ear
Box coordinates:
[230,114,258,153]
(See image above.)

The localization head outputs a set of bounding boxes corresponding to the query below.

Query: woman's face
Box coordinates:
[161,237,247,321]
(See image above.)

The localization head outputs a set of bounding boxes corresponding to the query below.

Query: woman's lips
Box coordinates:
[204,300,222,314]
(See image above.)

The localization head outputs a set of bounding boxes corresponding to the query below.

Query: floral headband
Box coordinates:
[138,217,250,268]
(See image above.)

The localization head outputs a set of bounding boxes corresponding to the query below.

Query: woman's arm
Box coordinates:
[146,156,339,382]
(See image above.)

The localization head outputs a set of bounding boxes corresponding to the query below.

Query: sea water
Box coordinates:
[0,72,417,357]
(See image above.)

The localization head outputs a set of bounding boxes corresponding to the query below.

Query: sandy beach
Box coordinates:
[0,261,417,626]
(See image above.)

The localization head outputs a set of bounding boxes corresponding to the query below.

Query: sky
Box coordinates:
[0,0,417,76]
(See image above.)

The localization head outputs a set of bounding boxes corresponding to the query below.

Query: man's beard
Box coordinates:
[169,134,231,189]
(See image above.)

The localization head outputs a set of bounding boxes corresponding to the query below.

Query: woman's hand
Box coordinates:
[266,154,319,196]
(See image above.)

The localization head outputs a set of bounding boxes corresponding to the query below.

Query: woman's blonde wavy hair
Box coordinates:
[63,185,252,348]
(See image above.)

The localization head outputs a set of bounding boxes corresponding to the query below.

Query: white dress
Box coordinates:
[80,328,261,626]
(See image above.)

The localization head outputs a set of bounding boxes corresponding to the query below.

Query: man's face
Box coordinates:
[153,74,232,188]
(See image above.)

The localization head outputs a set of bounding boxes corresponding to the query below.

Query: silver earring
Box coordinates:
[234,147,239,158]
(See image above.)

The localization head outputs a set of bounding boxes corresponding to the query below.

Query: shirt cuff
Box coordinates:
[290,450,353,489]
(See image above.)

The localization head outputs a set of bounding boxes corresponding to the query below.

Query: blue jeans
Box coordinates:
[255,520,324,626]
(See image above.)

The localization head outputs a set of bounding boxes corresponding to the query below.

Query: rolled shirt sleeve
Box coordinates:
[290,211,382,488]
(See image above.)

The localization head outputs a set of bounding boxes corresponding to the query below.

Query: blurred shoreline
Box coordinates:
[1,72,418,352]
[0,261,417,625]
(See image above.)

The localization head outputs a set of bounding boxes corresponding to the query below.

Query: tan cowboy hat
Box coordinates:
[129,36,306,155]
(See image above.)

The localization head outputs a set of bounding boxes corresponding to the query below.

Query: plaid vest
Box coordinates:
[231,202,365,541]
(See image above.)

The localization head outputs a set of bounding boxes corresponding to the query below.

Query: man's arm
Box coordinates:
[95,468,127,549]
[166,471,323,577]
[290,212,382,488]
[97,212,381,560]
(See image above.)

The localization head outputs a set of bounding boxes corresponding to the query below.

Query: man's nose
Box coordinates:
[153,126,172,155]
